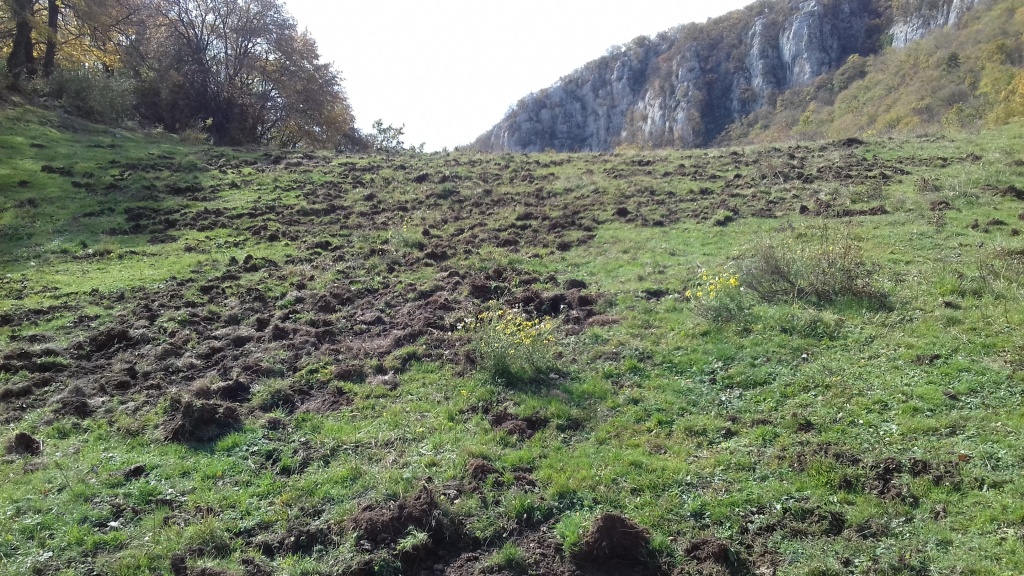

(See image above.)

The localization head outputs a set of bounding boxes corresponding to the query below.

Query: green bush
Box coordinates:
[740,227,887,306]
[464,309,558,386]
[685,269,751,324]
[40,69,136,125]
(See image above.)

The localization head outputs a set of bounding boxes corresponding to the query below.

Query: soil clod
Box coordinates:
[574,513,652,564]
[466,458,500,482]
[346,485,451,549]
[5,431,41,456]
[864,457,916,504]
[161,397,243,443]
[122,463,148,480]
[50,383,93,419]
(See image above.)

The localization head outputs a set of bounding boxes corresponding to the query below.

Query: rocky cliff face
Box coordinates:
[890,0,979,47]
[473,0,981,152]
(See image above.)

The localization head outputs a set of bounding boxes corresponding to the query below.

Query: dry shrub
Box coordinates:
[740,227,887,307]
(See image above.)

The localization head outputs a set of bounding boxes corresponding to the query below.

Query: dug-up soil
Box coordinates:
[0,136,941,575]
[0,138,910,435]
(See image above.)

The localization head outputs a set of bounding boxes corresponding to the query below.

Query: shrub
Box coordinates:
[369,119,407,153]
[464,309,558,386]
[40,69,136,125]
[685,269,750,323]
[180,119,213,145]
[740,227,887,306]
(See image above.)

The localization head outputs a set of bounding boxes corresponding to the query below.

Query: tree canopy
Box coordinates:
[1,0,357,148]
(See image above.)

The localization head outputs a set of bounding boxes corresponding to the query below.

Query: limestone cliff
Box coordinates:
[473,0,981,152]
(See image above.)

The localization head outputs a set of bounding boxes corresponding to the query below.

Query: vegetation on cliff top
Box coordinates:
[732,0,1024,145]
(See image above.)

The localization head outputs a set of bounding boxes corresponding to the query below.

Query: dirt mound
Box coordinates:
[683,538,732,564]
[295,388,350,414]
[161,397,243,443]
[49,383,93,419]
[0,346,67,375]
[864,457,916,504]
[488,411,547,439]
[466,458,500,482]
[444,526,664,576]
[741,502,846,540]
[120,463,148,481]
[908,457,962,487]
[510,287,598,323]
[347,485,450,549]
[212,380,251,403]
[465,267,537,302]
[679,538,747,576]
[345,485,469,573]
[790,442,863,471]
[574,513,652,564]
[84,325,135,354]
[239,557,272,576]
[462,459,539,493]
[255,523,338,558]
[801,201,890,218]
[5,431,41,456]
[998,185,1024,200]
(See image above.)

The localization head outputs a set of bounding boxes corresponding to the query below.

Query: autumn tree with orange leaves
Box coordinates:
[1,0,357,149]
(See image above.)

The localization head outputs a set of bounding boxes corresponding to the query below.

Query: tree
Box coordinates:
[3,0,149,77]
[5,0,36,79]
[1,0,356,147]
[41,0,57,76]
[134,0,354,146]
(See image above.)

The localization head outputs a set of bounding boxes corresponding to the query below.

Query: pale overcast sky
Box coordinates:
[283,1,753,150]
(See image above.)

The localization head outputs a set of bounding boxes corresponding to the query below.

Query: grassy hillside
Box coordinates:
[3,106,1024,575]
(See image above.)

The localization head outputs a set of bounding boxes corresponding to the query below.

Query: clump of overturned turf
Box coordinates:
[573,513,652,564]
[465,458,501,483]
[345,485,472,574]
[864,457,916,504]
[346,485,453,549]
[5,431,42,456]
[48,383,93,419]
[254,523,339,558]
[680,537,746,576]
[161,396,243,443]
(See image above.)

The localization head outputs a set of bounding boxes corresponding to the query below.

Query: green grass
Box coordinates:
[2,106,1024,574]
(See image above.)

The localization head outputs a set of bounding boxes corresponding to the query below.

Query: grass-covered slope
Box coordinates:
[2,106,1024,575]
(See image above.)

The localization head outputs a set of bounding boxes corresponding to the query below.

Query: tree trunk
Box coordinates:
[6,0,37,80]
[42,0,59,78]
